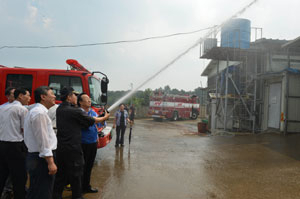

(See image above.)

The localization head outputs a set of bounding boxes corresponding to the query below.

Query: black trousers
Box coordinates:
[81,142,97,190]
[0,141,27,199]
[26,152,55,199]
[115,125,126,145]
[52,145,84,199]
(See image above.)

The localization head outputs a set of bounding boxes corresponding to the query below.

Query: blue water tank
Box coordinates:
[221,18,251,49]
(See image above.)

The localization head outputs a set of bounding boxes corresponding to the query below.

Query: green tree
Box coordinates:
[163,85,171,94]
[171,88,180,95]
[142,88,152,106]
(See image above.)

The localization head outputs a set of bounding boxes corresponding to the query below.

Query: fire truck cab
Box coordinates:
[0,59,112,148]
[148,92,200,121]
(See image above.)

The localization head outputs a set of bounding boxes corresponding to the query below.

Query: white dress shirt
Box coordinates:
[0,100,28,142]
[48,104,58,134]
[24,103,57,157]
[0,101,9,107]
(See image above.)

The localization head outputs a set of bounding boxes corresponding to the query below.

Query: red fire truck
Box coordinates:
[148,92,200,121]
[0,59,112,148]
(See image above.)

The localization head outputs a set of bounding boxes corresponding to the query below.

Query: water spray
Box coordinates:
[108,0,259,112]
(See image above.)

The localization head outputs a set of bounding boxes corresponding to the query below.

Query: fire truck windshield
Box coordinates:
[88,77,102,107]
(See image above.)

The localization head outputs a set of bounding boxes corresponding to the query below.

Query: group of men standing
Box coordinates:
[0,86,109,199]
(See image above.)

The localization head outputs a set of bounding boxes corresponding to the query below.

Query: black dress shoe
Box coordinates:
[83,187,98,193]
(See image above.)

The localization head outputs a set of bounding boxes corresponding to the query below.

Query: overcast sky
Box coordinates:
[0,0,299,91]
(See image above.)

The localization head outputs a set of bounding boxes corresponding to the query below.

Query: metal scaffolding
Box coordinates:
[201,42,264,133]
[201,30,300,134]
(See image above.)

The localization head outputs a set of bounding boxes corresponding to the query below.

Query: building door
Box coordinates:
[268,83,281,129]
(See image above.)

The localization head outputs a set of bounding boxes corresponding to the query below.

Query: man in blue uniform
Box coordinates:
[77,93,107,194]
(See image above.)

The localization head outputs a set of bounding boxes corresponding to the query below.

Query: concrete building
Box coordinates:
[201,19,300,134]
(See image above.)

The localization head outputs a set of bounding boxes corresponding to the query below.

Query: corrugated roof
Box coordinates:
[282,36,300,49]
[201,60,218,76]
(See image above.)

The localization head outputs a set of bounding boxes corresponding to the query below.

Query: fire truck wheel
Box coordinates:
[172,111,178,121]
[191,112,198,120]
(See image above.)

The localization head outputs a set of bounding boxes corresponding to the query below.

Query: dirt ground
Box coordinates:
[64,118,300,199]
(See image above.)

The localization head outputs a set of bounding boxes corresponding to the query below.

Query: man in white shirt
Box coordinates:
[0,88,31,199]
[24,86,57,199]
[48,104,59,134]
[0,87,15,106]
[0,87,15,197]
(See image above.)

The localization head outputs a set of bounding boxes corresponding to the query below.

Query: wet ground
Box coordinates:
[65,119,300,199]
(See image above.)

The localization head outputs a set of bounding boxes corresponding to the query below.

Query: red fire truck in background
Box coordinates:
[148,92,200,121]
[0,59,112,148]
